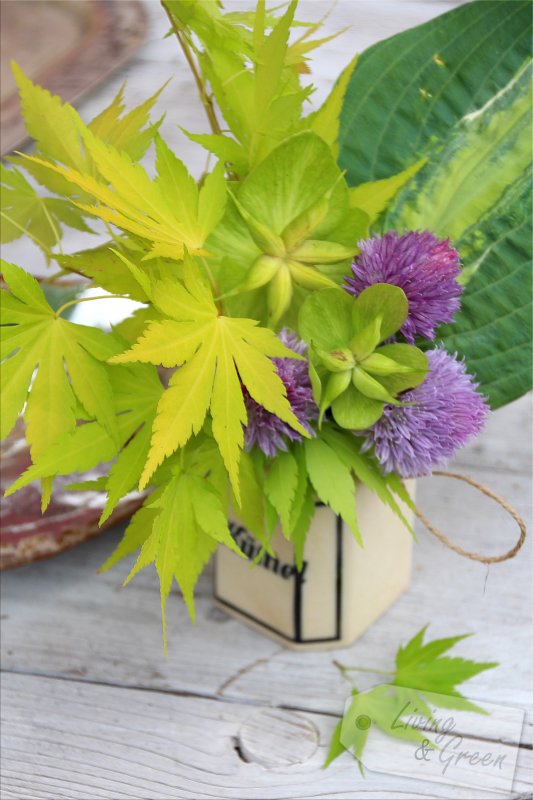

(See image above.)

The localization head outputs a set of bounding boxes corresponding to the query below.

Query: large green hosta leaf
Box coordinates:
[386,60,531,245]
[338,0,532,408]
[436,182,532,410]
[339,1,531,185]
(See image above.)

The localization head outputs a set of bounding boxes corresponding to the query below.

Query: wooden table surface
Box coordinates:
[1,2,531,798]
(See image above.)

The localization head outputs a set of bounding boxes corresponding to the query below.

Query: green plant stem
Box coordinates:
[161,1,222,137]
[215,287,240,303]
[55,293,131,318]
[40,201,63,256]
[42,270,69,283]
[104,220,123,248]
[200,257,224,314]
[0,211,50,254]
[333,660,395,678]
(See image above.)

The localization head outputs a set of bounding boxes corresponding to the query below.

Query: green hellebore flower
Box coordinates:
[260,259,339,325]
[299,284,429,429]
[243,253,344,325]
[230,167,357,324]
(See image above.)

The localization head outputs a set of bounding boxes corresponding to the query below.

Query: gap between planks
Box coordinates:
[2,671,531,800]
[1,668,531,754]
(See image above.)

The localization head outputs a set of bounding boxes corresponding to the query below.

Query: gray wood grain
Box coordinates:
[2,466,531,709]
[1,673,531,800]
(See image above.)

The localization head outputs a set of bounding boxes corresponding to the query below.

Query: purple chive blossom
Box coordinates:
[345,231,463,343]
[244,329,318,458]
[361,348,489,478]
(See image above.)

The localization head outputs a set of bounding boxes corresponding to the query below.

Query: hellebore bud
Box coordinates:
[352,366,400,404]
[243,255,282,291]
[320,370,353,425]
[316,347,355,373]
[267,263,293,325]
[288,260,337,291]
[291,239,355,265]
[362,352,416,376]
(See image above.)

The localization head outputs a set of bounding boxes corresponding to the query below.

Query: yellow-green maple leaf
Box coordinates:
[110,261,308,499]
[21,133,226,261]
[348,159,427,225]
[11,64,165,196]
[1,261,122,502]
[88,81,166,161]
[4,362,163,513]
[123,472,244,649]
[11,61,85,172]
[1,165,92,253]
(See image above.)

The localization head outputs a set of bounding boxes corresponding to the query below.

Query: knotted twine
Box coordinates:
[414,470,527,564]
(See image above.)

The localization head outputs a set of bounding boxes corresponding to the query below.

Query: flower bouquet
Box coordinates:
[1,0,530,648]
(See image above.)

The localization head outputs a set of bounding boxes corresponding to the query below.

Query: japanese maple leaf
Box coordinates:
[110,260,308,500]
[327,626,498,770]
[1,261,122,504]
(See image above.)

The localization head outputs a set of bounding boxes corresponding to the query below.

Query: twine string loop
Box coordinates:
[415,470,527,564]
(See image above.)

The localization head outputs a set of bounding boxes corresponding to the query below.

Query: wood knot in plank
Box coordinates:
[235,708,319,768]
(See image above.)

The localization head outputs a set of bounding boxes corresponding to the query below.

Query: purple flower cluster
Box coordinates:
[362,348,489,478]
[244,229,486,474]
[244,329,318,458]
[342,229,487,475]
[345,231,462,343]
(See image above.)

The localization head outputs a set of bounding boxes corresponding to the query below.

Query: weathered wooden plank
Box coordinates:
[1,672,531,800]
[453,395,532,473]
[2,468,530,718]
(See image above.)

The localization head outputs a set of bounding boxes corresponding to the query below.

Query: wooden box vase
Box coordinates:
[214,481,415,650]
